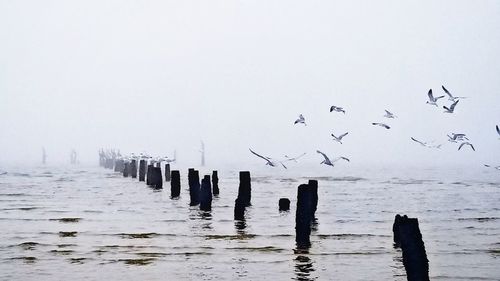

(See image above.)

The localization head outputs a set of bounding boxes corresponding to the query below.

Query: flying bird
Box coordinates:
[496,125,500,138]
[442,85,466,101]
[426,89,445,106]
[384,110,396,118]
[372,122,390,129]
[458,142,475,151]
[316,150,350,167]
[447,133,469,143]
[249,148,287,168]
[484,164,500,170]
[411,137,428,147]
[331,132,349,144]
[284,153,307,162]
[443,100,459,113]
[330,106,345,114]
[294,114,306,126]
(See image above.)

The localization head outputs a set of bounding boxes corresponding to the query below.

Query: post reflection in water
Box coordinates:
[293,248,317,281]
[234,219,246,235]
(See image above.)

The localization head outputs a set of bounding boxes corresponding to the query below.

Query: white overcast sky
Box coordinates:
[0,1,499,168]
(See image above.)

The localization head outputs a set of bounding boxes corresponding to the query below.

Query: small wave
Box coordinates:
[118,233,160,239]
[50,218,82,223]
[306,176,366,182]
[59,231,78,237]
[69,257,86,264]
[316,233,389,239]
[9,256,37,263]
[458,217,499,222]
[117,258,156,266]
[225,246,286,253]
[205,234,257,240]
[12,173,30,177]
[50,249,74,255]
[17,242,41,250]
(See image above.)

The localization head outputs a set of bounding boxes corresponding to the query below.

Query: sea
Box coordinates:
[0,164,498,280]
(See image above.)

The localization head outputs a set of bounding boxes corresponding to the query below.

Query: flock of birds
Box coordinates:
[99,149,176,166]
[249,85,500,170]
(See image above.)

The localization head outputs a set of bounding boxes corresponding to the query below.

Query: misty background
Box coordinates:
[1,1,499,169]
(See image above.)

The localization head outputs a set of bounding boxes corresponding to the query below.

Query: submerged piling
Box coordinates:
[200,175,212,211]
[188,169,200,206]
[279,198,290,211]
[165,164,171,182]
[212,171,219,196]
[138,160,146,182]
[237,171,251,207]
[393,215,429,281]
[295,183,313,248]
[170,170,181,198]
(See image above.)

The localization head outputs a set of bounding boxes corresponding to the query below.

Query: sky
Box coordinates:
[0,0,499,169]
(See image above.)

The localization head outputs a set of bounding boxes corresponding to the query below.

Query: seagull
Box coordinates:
[316,150,350,167]
[284,153,307,162]
[442,85,466,102]
[411,137,428,147]
[384,110,396,118]
[458,142,475,151]
[294,114,306,126]
[484,164,500,170]
[443,100,459,113]
[249,148,287,169]
[496,125,500,138]
[330,106,345,114]
[447,133,469,143]
[331,132,349,144]
[372,122,390,129]
[426,89,445,106]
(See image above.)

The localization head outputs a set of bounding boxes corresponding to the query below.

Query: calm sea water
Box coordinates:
[0,164,498,280]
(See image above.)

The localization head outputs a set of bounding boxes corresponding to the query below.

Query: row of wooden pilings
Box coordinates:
[101,157,429,281]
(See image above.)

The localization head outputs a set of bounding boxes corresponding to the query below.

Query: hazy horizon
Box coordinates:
[1,1,499,169]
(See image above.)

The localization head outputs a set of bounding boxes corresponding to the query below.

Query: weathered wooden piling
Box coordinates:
[170,170,181,198]
[188,169,200,206]
[200,175,212,211]
[237,171,251,207]
[138,160,146,182]
[212,170,219,196]
[279,198,290,211]
[130,159,137,178]
[309,180,318,220]
[114,160,122,172]
[296,183,313,248]
[393,215,429,281]
[146,164,153,185]
[234,197,246,220]
[165,164,171,182]
[123,163,129,177]
[150,167,163,189]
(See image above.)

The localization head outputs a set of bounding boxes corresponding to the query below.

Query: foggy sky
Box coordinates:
[1,1,499,169]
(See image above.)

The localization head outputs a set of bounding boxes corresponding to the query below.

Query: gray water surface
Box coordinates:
[0,165,499,280]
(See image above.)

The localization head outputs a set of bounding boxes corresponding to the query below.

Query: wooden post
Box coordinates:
[146,164,153,185]
[237,171,251,207]
[150,167,163,189]
[279,198,290,211]
[123,162,129,177]
[309,180,318,220]
[212,170,219,196]
[170,170,181,198]
[234,197,246,220]
[130,159,137,178]
[138,160,146,182]
[295,183,313,248]
[165,164,171,182]
[393,215,429,281]
[200,175,212,211]
[188,169,200,206]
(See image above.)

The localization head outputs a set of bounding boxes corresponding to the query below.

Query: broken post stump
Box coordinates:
[237,171,251,207]
[393,214,429,281]
[296,183,313,248]
[279,198,290,211]
[188,169,200,206]
[170,170,181,198]
[234,197,246,220]
[200,175,212,211]
[150,167,163,189]
[212,170,219,196]
[165,164,171,182]
[138,160,146,182]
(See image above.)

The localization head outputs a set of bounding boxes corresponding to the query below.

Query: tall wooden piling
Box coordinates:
[188,169,200,206]
[279,198,290,211]
[200,175,212,211]
[296,183,313,248]
[130,159,137,178]
[138,160,146,182]
[237,171,251,207]
[393,215,429,281]
[212,170,219,196]
[123,163,129,177]
[170,170,181,198]
[146,164,153,185]
[150,167,163,189]
[165,164,171,182]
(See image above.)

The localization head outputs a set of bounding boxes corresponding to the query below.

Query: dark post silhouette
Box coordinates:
[130,159,137,178]
[295,183,313,248]
[170,170,181,198]
[237,171,251,207]
[188,169,200,206]
[146,164,153,185]
[393,215,429,281]
[200,175,212,211]
[309,180,318,220]
[123,162,129,177]
[212,170,219,196]
[234,197,246,220]
[279,198,290,211]
[165,164,171,182]
[138,160,146,181]
[150,167,163,189]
